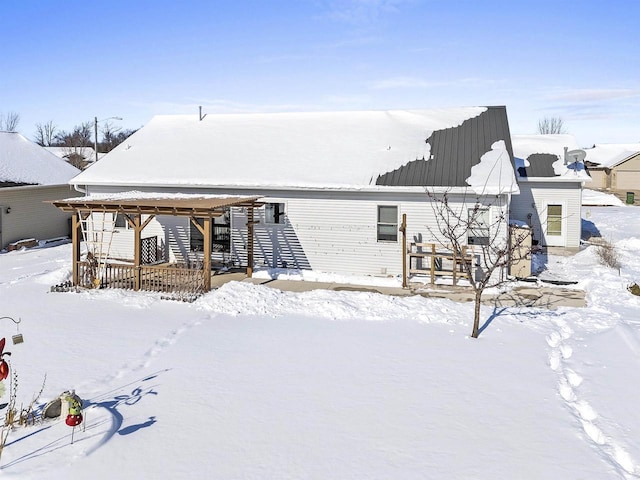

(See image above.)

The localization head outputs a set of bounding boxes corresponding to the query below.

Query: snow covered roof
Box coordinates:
[45,146,96,163]
[0,132,81,186]
[583,143,640,169]
[511,134,590,182]
[71,108,494,190]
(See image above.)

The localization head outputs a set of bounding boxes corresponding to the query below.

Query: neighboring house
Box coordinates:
[45,146,96,169]
[60,107,521,284]
[511,134,591,249]
[0,132,81,250]
[583,143,640,191]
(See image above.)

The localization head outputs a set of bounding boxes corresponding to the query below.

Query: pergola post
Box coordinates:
[203,217,212,291]
[247,207,255,278]
[71,212,84,286]
[133,214,142,291]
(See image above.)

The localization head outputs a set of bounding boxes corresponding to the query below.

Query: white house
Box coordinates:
[60,107,523,285]
[0,132,81,250]
[511,134,591,249]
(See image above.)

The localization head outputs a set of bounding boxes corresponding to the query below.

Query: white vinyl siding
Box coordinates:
[232,193,505,276]
[108,214,169,263]
[84,186,510,277]
[509,182,581,248]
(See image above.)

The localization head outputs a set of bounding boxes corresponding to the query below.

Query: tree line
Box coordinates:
[34,120,138,168]
[1,111,136,169]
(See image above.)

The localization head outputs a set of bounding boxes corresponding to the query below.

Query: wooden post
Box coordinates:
[246,207,254,278]
[400,214,407,288]
[72,212,82,286]
[133,214,141,291]
[203,217,212,291]
[430,244,436,285]
[452,248,457,286]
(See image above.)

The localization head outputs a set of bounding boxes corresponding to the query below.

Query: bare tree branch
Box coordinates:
[0,112,20,132]
[537,116,567,134]
[34,120,58,146]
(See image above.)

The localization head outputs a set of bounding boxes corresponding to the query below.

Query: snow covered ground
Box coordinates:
[0,190,639,479]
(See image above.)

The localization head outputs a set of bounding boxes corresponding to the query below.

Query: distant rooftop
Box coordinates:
[0,132,80,186]
[584,143,640,169]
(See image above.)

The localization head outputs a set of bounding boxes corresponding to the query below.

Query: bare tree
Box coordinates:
[34,120,58,146]
[54,122,94,169]
[0,112,20,132]
[55,121,93,147]
[425,190,531,338]
[537,116,567,134]
[100,122,137,153]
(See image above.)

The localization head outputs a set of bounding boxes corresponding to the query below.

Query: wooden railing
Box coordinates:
[407,243,475,286]
[77,261,206,295]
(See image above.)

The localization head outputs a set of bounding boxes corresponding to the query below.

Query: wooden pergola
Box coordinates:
[50,195,263,292]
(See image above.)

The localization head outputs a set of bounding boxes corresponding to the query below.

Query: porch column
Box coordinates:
[203,217,212,291]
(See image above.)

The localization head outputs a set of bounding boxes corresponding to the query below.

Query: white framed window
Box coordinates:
[468,207,490,245]
[265,203,286,224]
[546,204,562,236]
[377,205,398,242]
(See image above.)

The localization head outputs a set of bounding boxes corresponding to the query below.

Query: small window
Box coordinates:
[265,203,285,224]
[114,213,128,229]
[468,207,490,245]
[547,205,562,236]
[377,205,398,242]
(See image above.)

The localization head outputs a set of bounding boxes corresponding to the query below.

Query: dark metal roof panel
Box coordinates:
[376,106,514,187]
[518,153,559,178]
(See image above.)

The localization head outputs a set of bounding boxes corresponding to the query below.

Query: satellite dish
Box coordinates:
[566,149,586,163]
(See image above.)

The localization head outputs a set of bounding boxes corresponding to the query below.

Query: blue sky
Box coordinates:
[2,0,638,146]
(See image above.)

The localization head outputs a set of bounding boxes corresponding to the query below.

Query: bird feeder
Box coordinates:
[0,317,24,344]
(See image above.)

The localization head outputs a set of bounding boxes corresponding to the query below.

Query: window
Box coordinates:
[189,210,231,253]
[468,207,490,245]
[114,213,128,229]
[190,219,204,252]
[265,203,285,224]
[377,205,398,242]
[547,204,562,236]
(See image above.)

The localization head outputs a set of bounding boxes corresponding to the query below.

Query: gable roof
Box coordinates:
[0,132,81,186]
[71,108,495,191]
[583,143,640,169]
[511,134,590,182]
[376,106,516,191]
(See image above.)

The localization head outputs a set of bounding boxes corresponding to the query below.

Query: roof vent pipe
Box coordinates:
[199,106,203,121]
[564,146,568,165]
